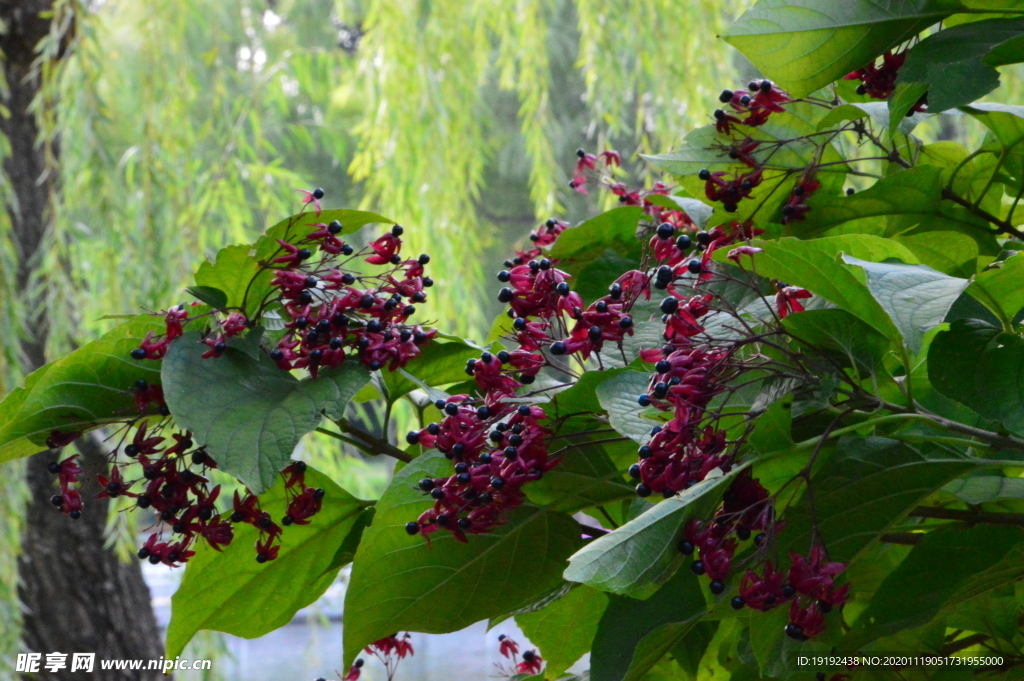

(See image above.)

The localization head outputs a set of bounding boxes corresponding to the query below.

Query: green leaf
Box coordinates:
[966,253,1024,325]
[564,467,743,599]
[944,475,1024,504]
[717,235,918,339]
[791,165,994,247]
[516,586,608,680]
[928,319,1024,435]
[645,105,847,177]
[960,102,1024,184]
[549,207,644,263]
[842,257,969,353]
[670,621,719,678]
[185,285,229,310]
[779,437,975,563]
[0,315,163,464]
[161,331,370,493]
[596,371,657,445]
[896,231,979,278]
[342,451,582,667]
[782,308,892,374]
[589,568,706,681]
[723,0,953,97]
[847,524,1024,646]
[525,440,635,514]
[890,18,1024,120]
[165,467,369,658]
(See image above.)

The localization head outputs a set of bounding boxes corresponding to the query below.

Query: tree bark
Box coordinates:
[0,3,164,678]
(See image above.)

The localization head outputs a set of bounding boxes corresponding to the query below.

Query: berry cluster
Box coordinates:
[405,207,652,539]
[714,79,790,134]
[496,634,543,676]
[628,222,768,498]
[406,399,557,541]
[676,470,849,641]
[131,189,437,378]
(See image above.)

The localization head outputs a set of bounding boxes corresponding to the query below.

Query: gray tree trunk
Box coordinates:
[0,3,164,678]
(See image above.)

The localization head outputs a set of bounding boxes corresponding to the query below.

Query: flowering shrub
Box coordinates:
[6,2,1024,679]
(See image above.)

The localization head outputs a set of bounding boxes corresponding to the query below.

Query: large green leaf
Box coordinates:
[779,437,976,563]
[961,102,1024,184]
[342,451,581,667]
[589,568,706,681]
[928,318,1024,435]
[516,586,608,680]
[791,165,994,246]
[891,18,1024,120]
[717,235,918,339]
[563,467,742,599]
[595,370,657,445]
[842,257,969,353]
[165,467,370,657]
[944,475,1024,504]
[966,253,1024,325]
[723,0,953,97]
[549,207,644,264]
[194,209,393,317]
[0,315,163,464]
[525,441,635,514]
[846,524,1024,647]
[645,104,847,177]
[161,331,370,493]
[782,308,892,374]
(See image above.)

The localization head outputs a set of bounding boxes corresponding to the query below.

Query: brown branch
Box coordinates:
[335,418,413,462]
[880,532,923,545]
[941,187,1024,239]
[910,506,1024,526]
[942,632,989,656]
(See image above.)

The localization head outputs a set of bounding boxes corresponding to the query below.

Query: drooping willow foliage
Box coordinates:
[0,0,740,676]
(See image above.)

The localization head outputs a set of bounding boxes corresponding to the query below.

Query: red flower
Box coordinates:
[295,187,324,215]
[517,650,543,675]
[498,634,519,659]
[775,286,811,319]
[343,659,364,680]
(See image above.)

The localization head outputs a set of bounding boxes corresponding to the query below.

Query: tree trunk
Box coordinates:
[0,3,164,679]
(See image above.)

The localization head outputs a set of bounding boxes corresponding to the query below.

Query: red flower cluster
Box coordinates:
[344,633,414,680]
[570,148,620,193]
[496,634,543,676]
[46,455,84,519]
[845,50,906,99]
[714,79,790,134]
[406,399,557,541]
[365,633,414,659]
[700,167,764,213]
[131,190,437,379]
[738,543,850,640]
[45,402,324,566]
[265,223,437,377]
[630,223,768,497]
